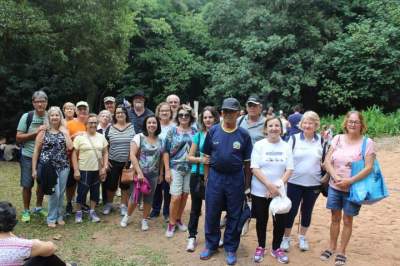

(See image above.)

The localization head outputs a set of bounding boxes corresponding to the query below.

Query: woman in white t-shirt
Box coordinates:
[250,117,293,264]
[281,111,323,252]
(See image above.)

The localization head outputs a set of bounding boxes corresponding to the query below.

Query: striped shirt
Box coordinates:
[0,237,33,266]
[107,124,135,162]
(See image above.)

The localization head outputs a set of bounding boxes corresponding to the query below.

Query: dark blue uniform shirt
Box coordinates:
[203,123,252,174]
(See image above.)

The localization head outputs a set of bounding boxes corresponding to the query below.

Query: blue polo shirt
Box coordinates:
[203,123,252,174]
[288,112,302,136]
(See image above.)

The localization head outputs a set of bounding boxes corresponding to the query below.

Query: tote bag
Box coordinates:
[348,137,389,205]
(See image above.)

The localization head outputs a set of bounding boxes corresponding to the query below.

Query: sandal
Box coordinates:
[335,254,347,266]
[320,250,333,261]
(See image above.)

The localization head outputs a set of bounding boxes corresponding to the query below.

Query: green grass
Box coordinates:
[320,106,400,137]
[0,162,169,266]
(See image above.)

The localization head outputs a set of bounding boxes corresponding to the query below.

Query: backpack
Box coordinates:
[25,111,35,133]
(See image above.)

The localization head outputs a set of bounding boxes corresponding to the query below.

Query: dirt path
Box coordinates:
[96,138,400,266]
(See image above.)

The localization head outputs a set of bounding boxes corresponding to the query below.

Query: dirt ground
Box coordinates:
[96,137,400,266]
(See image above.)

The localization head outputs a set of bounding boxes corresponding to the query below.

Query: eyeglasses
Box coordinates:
[33,100,47,104]
[178,113,190,118]
[88,122,98,125]
[347,120,361,125]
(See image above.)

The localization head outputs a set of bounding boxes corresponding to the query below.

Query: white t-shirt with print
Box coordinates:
[250,138,294,198]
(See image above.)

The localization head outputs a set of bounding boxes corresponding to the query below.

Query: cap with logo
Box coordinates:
[246,95,261,105]
[221,97,240,111]
[104,96,115,103]
[76,101,89,109]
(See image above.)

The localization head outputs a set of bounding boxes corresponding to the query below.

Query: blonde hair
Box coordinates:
[342,111,367,135]
[299,111,320,131]
[45,106,66,130]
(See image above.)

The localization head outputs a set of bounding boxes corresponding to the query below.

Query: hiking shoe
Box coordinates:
[120,215,131,227]
[120,204,127,216]
[271,248,289,264]
[149,210,160,219]
[298,235,309,251]
[75,211,83,223]
[186,237,197,252]
[102,203,113,215]
[280,236,291,251]
[65,202,73,216]
[200,248,216,260]
[165,223,176,238]
[141,219,149,231]
[176,220,187,232]
[21,210,31,223]
[163,215,169,224]
[89,210,100,223]
[33,207,48,217]
[225,252,237,265]
[254,247,265,263]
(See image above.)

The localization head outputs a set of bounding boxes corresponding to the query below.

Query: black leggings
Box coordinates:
[251,194,286,250]
[24,255,66,266]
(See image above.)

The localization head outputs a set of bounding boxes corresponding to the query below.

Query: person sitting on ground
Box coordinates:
[0,201,76,266]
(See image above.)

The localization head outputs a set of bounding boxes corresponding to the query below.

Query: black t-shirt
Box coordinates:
[128,108,154,134]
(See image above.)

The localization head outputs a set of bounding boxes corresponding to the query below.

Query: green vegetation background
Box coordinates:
[1,0,400,139]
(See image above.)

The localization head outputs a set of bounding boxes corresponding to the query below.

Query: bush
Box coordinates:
[320,106,400,138]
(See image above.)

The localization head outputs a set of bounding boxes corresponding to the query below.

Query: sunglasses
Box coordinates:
[178,113,190,118]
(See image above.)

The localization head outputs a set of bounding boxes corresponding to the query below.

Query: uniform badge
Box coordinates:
[233,141,241,149]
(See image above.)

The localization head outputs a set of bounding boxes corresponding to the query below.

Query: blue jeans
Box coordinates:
[47,167,69,224]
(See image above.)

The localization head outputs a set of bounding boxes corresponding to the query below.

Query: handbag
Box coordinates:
[319,139,330,197]
[269,179,292,216]
[237,196,252,234]
[132,176,152,204]
[348,137,389,205]
[121,135,141,184]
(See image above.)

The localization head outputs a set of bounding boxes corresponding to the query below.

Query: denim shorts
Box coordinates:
[20,155,36,188]
[169,168,191,196]
[326,186,361,216]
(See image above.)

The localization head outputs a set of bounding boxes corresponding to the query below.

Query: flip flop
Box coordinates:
[335,254,347,266]
[320,249,333,261]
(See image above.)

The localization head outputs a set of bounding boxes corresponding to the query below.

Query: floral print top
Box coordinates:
[39,131,69,170]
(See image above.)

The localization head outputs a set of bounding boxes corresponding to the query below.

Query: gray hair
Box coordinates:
[299,110,320,130]
[98,109,112,121]
[44,106,66,129]
[32,90,48,101]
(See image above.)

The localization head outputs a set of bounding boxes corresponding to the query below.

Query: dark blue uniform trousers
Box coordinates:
[205,168,245,252]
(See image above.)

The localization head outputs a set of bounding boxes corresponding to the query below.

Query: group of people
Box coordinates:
[1,90,377,266]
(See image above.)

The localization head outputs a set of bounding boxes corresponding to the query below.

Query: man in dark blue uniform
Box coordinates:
[200,98,252,265]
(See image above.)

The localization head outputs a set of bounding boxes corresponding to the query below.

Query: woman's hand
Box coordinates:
[201,157,210,165]
[99,168,107,182]
[32,169,37,179]
[266,183,280,198]
[74,169,81,181]
[138,172,144,182]
[165,169,172,183]
[335,178,352,189]
[157,175,163,184]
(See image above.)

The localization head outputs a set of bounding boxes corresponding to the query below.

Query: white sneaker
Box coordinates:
[120,215,131,227]
[141,219,149,231]
[116,188,121,197]
[120,204,127,216]
[280,236,291,251]
[176,220,187,232]
[102,203,112,215]
[186,237,196,252]
[165,223,175,238]
[298,235,309,251]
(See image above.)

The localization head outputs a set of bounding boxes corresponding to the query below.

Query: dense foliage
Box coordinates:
[1,0,400,139]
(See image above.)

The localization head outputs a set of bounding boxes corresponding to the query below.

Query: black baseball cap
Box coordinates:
[246,95,261,105]
[221,97,240,111]
[130,90,146,101]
